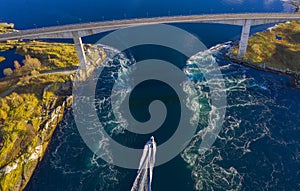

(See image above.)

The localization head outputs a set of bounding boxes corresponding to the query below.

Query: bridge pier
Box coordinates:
[72,32,87,79]
[238,19,252,58]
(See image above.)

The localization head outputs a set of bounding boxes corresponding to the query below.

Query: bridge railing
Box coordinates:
[0,13,300,41]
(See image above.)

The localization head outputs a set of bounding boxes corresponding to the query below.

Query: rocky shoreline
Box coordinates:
[224,16,300,88]
[0,84,73,190]
[224,51,300,88]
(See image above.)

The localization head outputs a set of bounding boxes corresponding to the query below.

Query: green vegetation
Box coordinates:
[22,55,41,71]
[16,41,80,71]
[0,65,72,191]
[0,81,69,190]
[0,93,41,166]
[232,21,300,72]
[0,78,19,94]
[3,68,13,76]
[14,74,70,98]
[0,72,71,164]
[0,40,81,96]
[1,55,44,79]
[0,56,5,63]
[0,23,15,34]
[0,23,18,46]
[0,23,19,64]
[0,58,73,190]
[0,25,75,191]
[0,39,18,53]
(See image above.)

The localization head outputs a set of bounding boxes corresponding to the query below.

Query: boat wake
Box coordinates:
[131,137,156,191]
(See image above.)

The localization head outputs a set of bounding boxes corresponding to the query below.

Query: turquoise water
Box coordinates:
[0,0,299,190]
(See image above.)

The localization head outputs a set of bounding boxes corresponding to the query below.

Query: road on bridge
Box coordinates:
[0,13,300,41]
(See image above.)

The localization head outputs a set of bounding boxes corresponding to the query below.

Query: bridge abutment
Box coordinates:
[238,19,252,58]
[73,32,87,80]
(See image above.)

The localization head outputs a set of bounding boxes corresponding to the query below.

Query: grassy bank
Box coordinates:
[16,41,80,70]
[230,20,300,72]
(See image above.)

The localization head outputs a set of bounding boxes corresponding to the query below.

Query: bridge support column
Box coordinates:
[73,32,87,80]
[238,19,252,58]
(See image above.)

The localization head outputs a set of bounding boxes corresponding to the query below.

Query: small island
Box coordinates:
[0,23,106,190]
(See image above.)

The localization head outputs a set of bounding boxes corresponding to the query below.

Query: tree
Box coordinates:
[13,60,21,69]
[22,55,41,73]
[3,68,13,76]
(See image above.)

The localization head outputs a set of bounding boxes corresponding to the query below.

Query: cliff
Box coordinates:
[0,91,72,191]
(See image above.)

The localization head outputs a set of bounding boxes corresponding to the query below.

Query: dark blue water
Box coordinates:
[1,0,299,190]
[0,49,24,77]
[25,45,300,191]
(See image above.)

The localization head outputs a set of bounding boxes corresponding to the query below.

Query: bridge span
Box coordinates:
[0,13,299,73]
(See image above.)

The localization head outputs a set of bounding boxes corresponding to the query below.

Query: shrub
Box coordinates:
[22,55,41,73]
[13,60,21,69]
[3,68,13,76]
[0,56,5,62]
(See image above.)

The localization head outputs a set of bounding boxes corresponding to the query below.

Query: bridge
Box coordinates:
[0,13,300,73]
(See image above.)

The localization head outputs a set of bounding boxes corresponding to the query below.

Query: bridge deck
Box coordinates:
[0,13,300,41]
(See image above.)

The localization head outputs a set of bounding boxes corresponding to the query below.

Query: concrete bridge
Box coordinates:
[0,13,300,72]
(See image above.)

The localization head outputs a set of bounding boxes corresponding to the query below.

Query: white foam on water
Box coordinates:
[94,45,136,135]
[181,43,245,190]
[179,42,288,190]
[131,139,156,191]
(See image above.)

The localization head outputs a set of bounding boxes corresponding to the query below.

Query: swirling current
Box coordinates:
[25,44,300,191]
